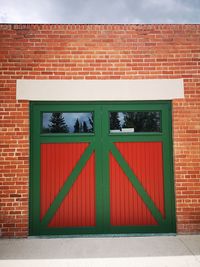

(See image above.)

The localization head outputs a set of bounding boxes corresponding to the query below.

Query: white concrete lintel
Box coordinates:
[16,79,184,101]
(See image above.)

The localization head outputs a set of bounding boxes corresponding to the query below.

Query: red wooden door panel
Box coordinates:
[49,153,96,227]
[110,153,157,226]
[110,142,165,226]
[40,143,96,227]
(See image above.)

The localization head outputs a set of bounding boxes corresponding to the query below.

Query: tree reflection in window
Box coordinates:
[110,111,161,133]
[42,112,94,134]
[48,113,69,133]
[110,112,121,130]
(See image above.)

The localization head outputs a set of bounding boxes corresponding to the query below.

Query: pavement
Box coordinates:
[0,235,200,267]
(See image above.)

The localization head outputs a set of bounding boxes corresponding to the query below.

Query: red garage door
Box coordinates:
[30,101,176,236]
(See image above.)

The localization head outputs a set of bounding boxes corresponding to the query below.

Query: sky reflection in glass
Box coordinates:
[42,112,93,133]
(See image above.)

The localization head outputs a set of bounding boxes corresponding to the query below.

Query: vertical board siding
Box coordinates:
[115,142,165,218]
[49,152,96,227]
[110,153,157,226]
[40,143,88,221]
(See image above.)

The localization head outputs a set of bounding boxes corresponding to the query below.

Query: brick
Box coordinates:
[0,24,200,237]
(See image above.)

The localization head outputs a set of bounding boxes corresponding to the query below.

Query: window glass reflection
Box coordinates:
[42,112,94,134]
[110,111,161,133]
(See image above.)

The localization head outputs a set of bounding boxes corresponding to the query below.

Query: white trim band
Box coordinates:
[16,79,184,101]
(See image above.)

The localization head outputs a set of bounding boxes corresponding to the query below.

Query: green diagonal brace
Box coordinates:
[109,142,164,225]
[40,143,95,228]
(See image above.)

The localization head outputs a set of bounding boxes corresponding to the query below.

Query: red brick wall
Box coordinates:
[0,24,199,237]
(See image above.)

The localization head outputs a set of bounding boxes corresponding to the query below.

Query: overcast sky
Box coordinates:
[0,0,199,24]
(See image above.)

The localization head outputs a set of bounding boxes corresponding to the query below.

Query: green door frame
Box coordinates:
[30,101,176,236]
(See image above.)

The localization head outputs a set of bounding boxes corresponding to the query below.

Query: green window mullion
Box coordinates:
[101,106,111,232]
[94,105,104,232]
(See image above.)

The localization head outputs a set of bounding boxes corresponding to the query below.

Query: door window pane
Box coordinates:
[110,111,161,133]
[42,112,94,134]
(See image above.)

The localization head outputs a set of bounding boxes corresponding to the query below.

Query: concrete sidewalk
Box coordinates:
[0,235,200,267]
